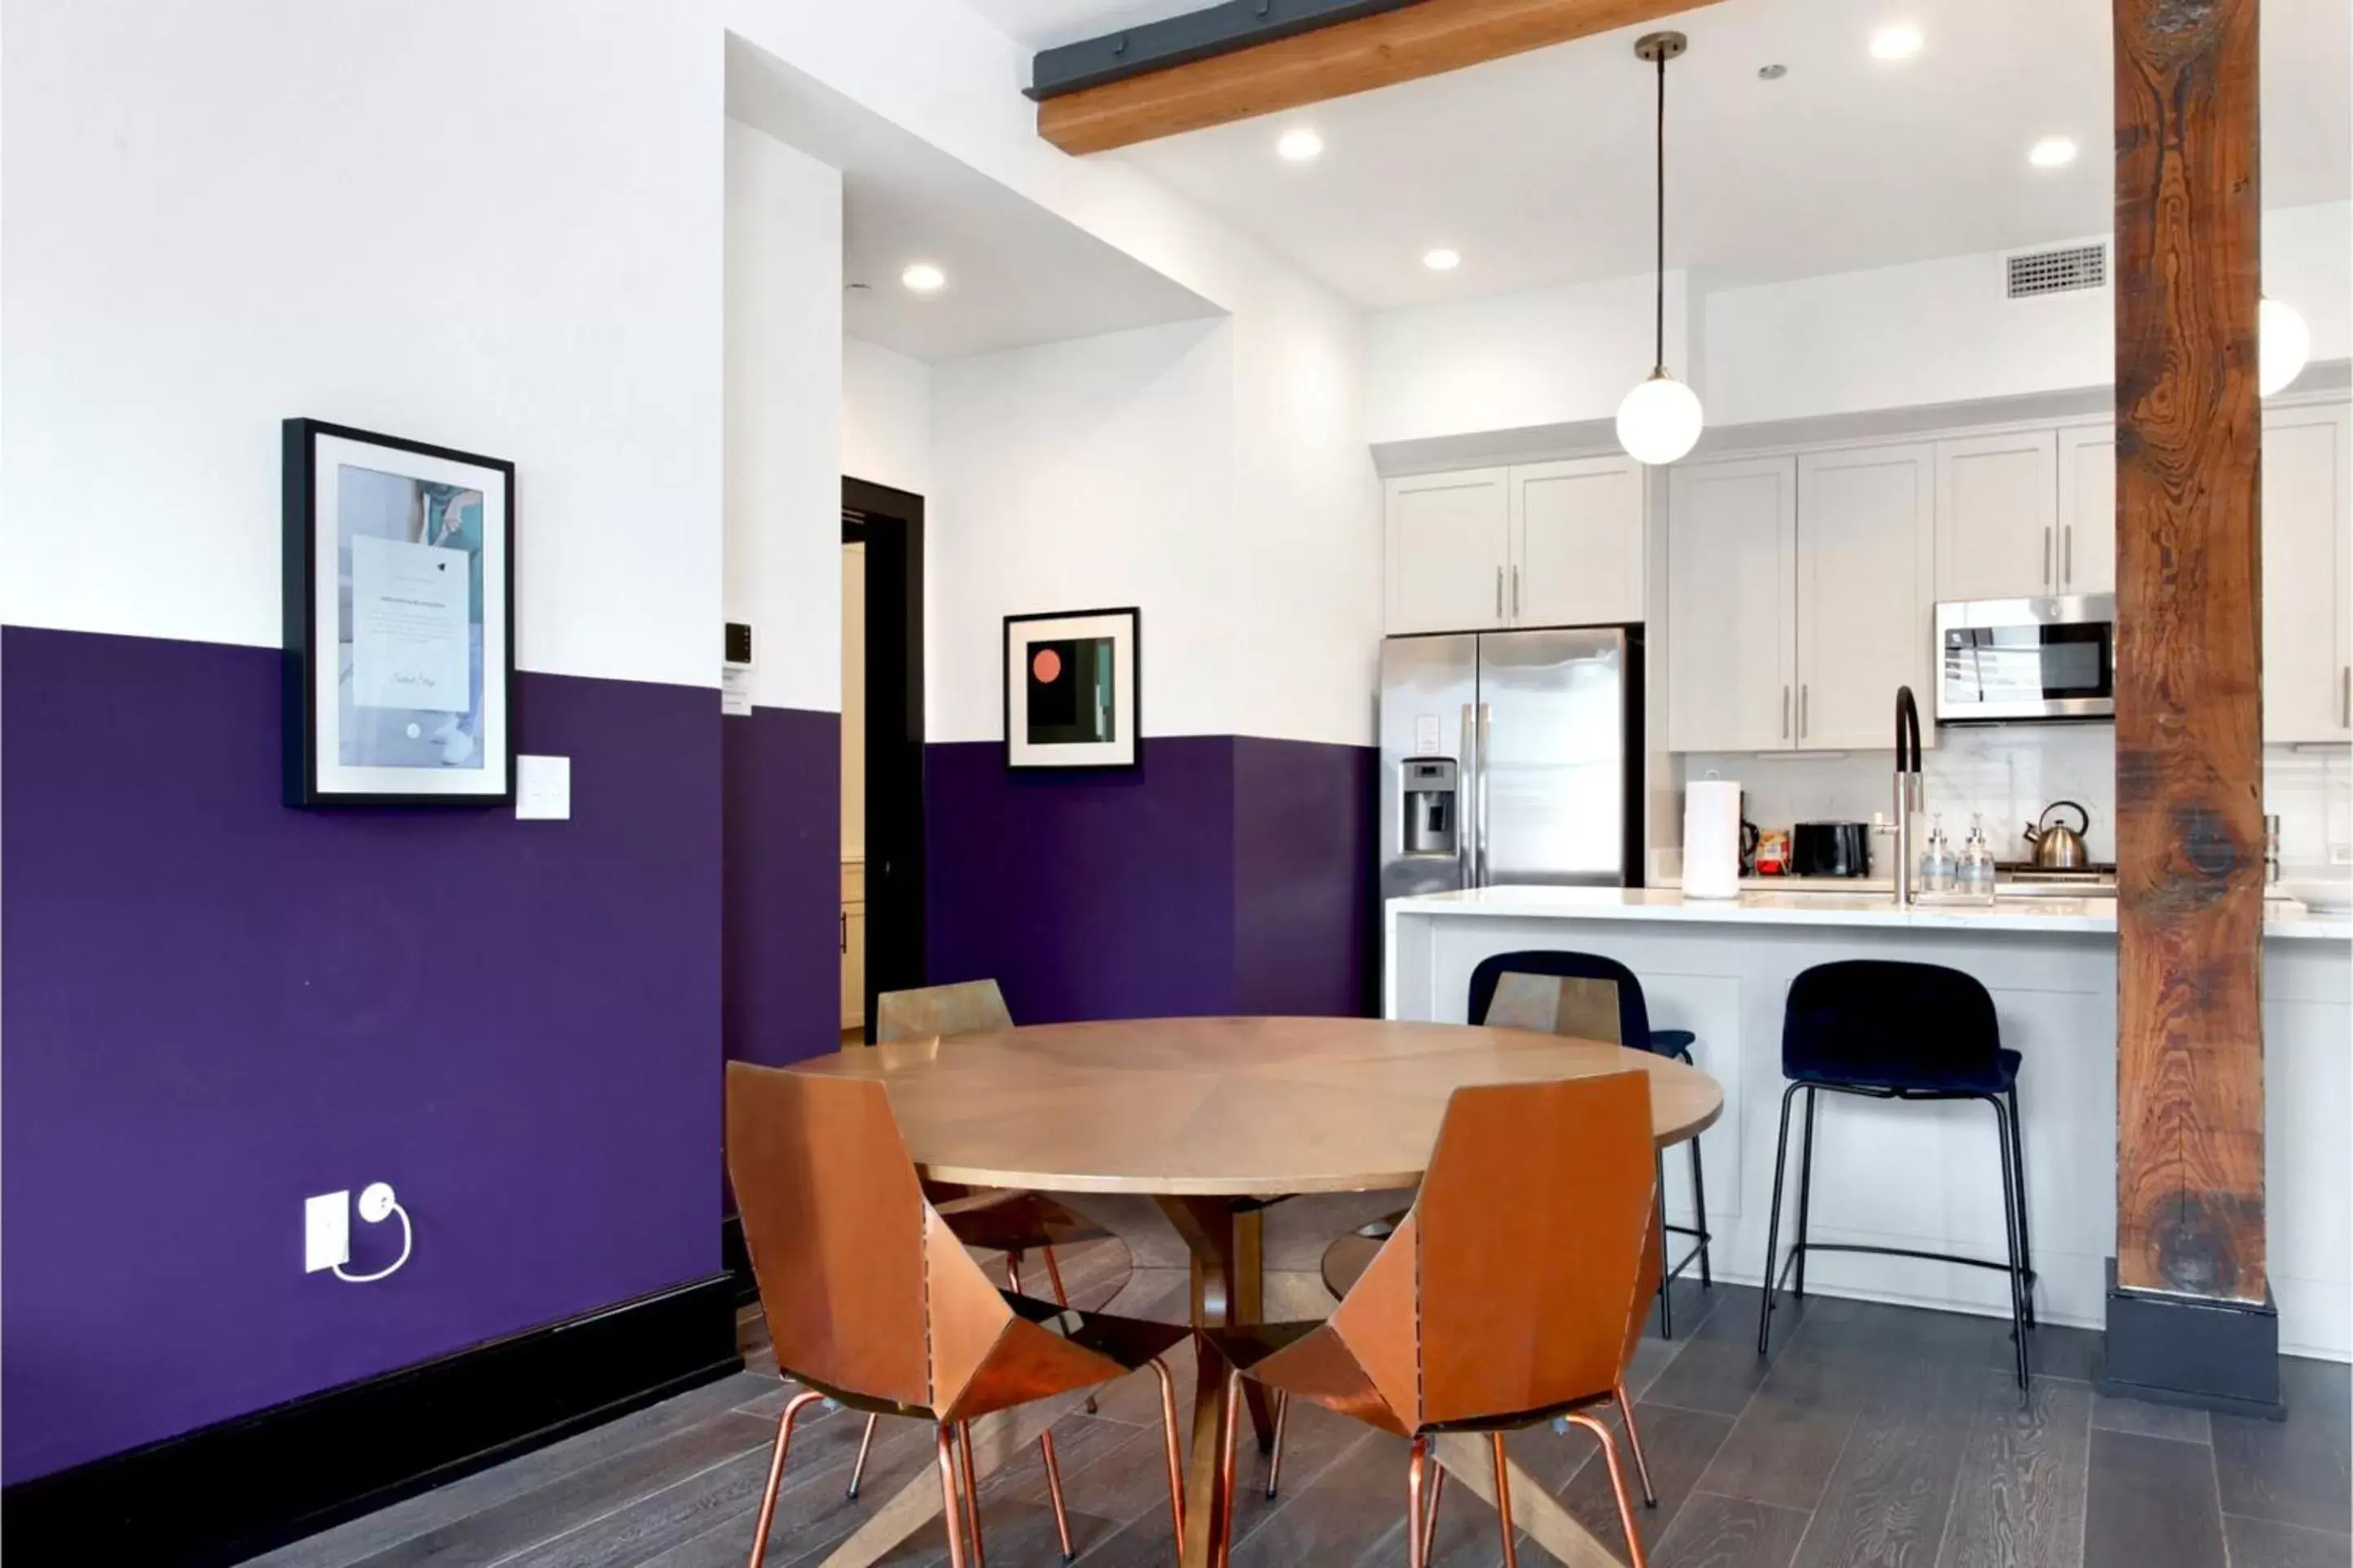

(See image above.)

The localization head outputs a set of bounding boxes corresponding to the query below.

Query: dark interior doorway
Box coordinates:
[842,477,925,1039]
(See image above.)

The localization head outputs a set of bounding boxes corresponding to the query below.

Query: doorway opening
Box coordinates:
[842,477,925,1042]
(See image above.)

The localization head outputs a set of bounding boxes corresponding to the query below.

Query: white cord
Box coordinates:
[332,1201,413,1283]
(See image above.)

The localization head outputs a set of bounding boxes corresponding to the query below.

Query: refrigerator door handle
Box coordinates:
[1475,701,1493,887]
[1459,702,1477,889]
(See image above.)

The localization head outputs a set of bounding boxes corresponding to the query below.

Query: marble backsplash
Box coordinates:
[1682,724,2351,876]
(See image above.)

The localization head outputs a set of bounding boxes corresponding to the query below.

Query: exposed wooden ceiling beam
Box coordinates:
[1034,0,1714,156]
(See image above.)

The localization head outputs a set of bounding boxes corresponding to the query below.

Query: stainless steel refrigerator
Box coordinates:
[1379,627,1644,900]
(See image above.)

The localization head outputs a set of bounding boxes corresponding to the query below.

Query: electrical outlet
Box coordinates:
[305,1191,350,1273]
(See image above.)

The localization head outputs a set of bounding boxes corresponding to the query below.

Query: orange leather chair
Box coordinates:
[856,980,1128,1491]
[727,1061,1189,1567]
[1203,1073,1665,1568]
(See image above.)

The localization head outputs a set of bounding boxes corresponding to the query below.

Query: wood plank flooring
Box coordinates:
[251,1246,2350,1568]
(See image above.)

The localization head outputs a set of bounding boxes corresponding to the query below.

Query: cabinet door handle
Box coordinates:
[1801,684,1810,739]
[2342,665,2351,729]
[1495,566,1504,618]
[1511,564,1521,617]
[1782,685,1791,740]
[2043,526,2054,586]
[840,910,847,954]
[2064,525,2074,586]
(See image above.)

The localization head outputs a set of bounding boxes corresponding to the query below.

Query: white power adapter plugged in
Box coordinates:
[304,1182,414,1283]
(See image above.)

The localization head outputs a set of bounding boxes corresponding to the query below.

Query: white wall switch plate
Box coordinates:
[305,1190,350,1273]
[516,754,570,820]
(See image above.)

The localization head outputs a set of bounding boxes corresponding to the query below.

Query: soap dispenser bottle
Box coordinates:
[1920,813,1957,894]
[1959,814,1999,901]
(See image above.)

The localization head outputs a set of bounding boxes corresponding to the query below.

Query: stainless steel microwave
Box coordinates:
[1935,595,2117,723]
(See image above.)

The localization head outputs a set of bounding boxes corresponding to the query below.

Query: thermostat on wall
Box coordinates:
[723,621,754,670]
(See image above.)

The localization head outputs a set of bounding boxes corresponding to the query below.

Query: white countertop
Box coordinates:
[1388,883,2353,941]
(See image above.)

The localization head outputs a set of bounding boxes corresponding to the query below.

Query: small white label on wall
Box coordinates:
[721,668,754,718]
[1414,714,1444,756]
[516,754,570,820]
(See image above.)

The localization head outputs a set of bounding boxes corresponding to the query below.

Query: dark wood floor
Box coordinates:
[249,1249,2349,1568]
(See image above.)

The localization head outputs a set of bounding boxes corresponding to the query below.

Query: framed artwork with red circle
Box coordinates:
[1002,607,1140,771]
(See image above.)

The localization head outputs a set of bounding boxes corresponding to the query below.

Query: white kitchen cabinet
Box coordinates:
[1796,443,1937,750]
[2056,424,2116,596]
[2263,401,2352,743]
[1666,457,1798,752]
[1935,431,2059,602]
[1384,468,1511,634]
[1511,457,1646,627]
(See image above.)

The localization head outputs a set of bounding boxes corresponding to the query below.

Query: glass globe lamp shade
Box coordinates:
[2259,296,2310,397]
[1616,371,1704,465]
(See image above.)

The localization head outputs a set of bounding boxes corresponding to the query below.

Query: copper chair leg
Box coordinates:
[1216,1368,1246,1568]
[1405,1435,1432,1568]
[745,1390,824,1567]
[1616,1383,1658,1508]
[1418,1465,1445,1563]
[955,1421,992,1568]
[1564,1412,1648,1568]
[1489,1432,1520,1568]
[1264,1393,1289,1499]
[1150,1356,1185,1557]
[1039,1245,1098,1414]
[847,1413,879,1499]
[1040,1430,1076,1561]
[937,1424,971,1568]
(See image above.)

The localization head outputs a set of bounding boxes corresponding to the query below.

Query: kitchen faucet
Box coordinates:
[1885,686,1924,905]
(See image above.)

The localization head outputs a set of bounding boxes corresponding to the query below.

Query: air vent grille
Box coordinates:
[2007,244,2106,299]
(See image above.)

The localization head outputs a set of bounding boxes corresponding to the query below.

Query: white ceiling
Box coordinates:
[727,37,1217,362]
[970,0,2351,310]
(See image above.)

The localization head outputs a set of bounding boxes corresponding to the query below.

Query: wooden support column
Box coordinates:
[2106,0,2279,1415]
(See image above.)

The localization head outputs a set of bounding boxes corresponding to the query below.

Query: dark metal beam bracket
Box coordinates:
[1027,0,1423,100]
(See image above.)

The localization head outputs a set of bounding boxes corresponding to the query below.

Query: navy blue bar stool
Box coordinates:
[1468,950,1714,1337]
[1755,959,2036,1389]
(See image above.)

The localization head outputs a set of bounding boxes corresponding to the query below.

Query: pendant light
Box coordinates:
[1617,31,1704,466]
[2259,296,2311,397]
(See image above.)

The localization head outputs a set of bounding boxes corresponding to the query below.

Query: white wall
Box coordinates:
[723,118,842,714]
[842,336,932,498]
[1361,203,2353,441]
[0,0,723,691]
[930,318,1238,743]
[1366,270,1690,446]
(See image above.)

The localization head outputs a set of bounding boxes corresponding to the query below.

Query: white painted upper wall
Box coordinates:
[930,318,1238,743]
[1,1,723,689]
[842,337,933,498]
[1366,271,1691,446]
[725,121,842,714]
[1363,204,2353,443]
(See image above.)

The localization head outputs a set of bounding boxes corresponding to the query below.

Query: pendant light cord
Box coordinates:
[1652,46,1667,376]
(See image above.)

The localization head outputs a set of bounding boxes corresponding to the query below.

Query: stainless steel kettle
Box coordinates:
[2024,800,2092,870]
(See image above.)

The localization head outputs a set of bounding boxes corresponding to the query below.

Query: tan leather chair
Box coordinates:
[854,980,1126,1491]
[1204,1074,1665,1568]
[728,1061,1189,1567]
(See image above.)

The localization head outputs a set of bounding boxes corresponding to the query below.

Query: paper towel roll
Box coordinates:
[1682,780,1744,900]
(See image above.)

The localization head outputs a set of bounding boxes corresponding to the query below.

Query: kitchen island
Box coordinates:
[1386,885,2352,1358]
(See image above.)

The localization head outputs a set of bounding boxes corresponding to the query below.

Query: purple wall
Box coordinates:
[925,736,1372,1024]
[723,707,841,1069]
[1,626,725,1483]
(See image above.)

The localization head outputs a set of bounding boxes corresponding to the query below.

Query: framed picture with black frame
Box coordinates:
[1002,607,1141,771]
[283,418,517,806]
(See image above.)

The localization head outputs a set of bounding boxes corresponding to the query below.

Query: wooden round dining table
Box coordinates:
[798,1016,1723,1568]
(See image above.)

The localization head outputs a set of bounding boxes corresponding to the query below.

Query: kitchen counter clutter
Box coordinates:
[1385,883,2352,1359]
[1389,882,2353,939]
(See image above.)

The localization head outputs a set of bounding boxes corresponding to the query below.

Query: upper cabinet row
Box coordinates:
[1384,458,1646,635]
[1667,401,2352,750]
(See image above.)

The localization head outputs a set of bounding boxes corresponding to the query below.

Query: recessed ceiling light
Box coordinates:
[1757,63,1788,80]
[2027,136,2078,169]
[900,261,947,293]
[1423,248,1461,272]
[1869,23,1924,60]
[1276,127,1323,162]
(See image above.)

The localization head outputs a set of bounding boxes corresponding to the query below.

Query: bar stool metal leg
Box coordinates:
[1989,1096,2030,1393]
[1688,1137,1713,1289]
[1792,1086,1819,1298]
[2007,1085,2035,1328]
[1757,1082,1804,1356]
[1652,1168,1673,1339]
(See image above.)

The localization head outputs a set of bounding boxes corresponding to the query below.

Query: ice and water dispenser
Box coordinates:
[1399,758,1459,857]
